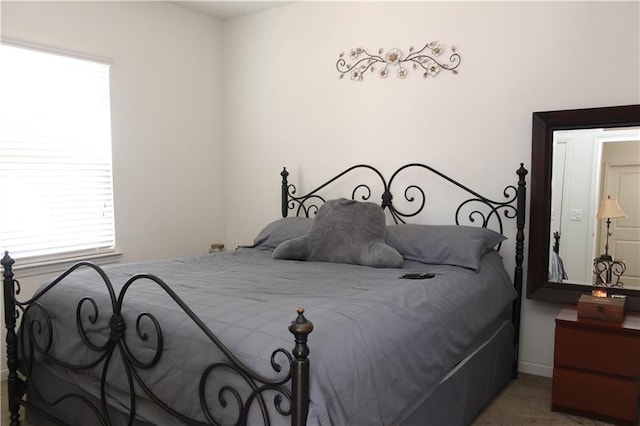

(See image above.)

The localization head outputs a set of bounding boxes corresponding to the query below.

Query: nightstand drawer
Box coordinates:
[553,367,639,422]
[555,326,640,378]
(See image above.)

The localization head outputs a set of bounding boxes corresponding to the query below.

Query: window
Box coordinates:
[0,42,116,260]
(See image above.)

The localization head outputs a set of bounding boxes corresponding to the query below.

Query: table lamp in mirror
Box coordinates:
[594,195,627,287]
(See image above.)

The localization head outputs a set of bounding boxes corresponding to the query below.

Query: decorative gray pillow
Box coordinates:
[385,224,506,270]
[273,198,403,268]
[252,217,313,250]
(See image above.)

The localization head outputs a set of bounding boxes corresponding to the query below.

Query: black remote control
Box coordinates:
[400,273,435,280]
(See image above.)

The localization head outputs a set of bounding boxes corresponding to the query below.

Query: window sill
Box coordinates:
[12,250,123,278]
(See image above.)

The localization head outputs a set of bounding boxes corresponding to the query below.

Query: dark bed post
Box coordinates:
[289,307,313,426]
[512,164,528,379]
[281,167,290,218]
[2,251,20,426]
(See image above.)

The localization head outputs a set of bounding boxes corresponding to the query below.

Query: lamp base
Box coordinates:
[597,254,613,261]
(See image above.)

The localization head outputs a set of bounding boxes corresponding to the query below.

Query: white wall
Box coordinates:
[1,0,224,376]
[221,1,640,376]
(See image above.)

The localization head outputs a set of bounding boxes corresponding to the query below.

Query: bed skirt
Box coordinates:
[400,319,514,425]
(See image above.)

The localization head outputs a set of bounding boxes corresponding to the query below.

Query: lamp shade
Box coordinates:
[597,196,627,219]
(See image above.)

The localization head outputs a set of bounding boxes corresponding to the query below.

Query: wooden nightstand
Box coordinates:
[552,306,640,425]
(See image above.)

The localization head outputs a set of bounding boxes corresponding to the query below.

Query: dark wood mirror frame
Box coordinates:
[527,104,640,310]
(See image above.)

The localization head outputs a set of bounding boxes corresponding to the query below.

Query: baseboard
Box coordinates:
[518,360,553,378]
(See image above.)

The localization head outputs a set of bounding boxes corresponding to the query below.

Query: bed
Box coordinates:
[2,162,528,426]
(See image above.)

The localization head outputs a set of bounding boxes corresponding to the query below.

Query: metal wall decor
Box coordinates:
[336,42,461,81]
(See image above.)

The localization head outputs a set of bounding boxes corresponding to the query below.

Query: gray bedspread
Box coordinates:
[29,248,516,426]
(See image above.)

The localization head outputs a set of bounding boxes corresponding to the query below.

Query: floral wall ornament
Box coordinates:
[336,42,461,81]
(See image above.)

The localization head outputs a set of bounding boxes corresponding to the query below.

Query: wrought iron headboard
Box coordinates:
[281,163,527,250]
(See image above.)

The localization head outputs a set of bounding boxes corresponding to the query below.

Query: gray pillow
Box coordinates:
[273,198,403,268]
[252,217,313,250]
[385,224,506,270]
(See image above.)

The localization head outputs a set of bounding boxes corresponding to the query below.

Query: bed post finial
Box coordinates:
[2,251,21,426]
[289,307,313,426]
[281,167,290,218]
[512,163,528,379]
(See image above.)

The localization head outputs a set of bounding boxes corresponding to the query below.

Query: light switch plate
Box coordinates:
[569,209,583,221]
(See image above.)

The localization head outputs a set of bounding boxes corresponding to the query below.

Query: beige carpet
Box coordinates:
[473,373,615,425]
[2,374,617,425]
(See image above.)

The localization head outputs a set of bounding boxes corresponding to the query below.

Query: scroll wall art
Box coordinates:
[336,41,461,81]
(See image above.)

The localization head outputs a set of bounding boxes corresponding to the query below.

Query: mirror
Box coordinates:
[527,104,640,310]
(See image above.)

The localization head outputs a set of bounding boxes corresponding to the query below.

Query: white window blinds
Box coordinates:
[0,42,116,260]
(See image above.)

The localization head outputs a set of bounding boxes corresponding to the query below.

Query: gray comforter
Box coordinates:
[28,248,516,425]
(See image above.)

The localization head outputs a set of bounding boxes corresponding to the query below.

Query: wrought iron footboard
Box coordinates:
[1,252,313,426]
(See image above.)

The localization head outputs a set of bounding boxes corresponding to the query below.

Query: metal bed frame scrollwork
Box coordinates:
[3,162,527,426]
[2,255,314,426]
